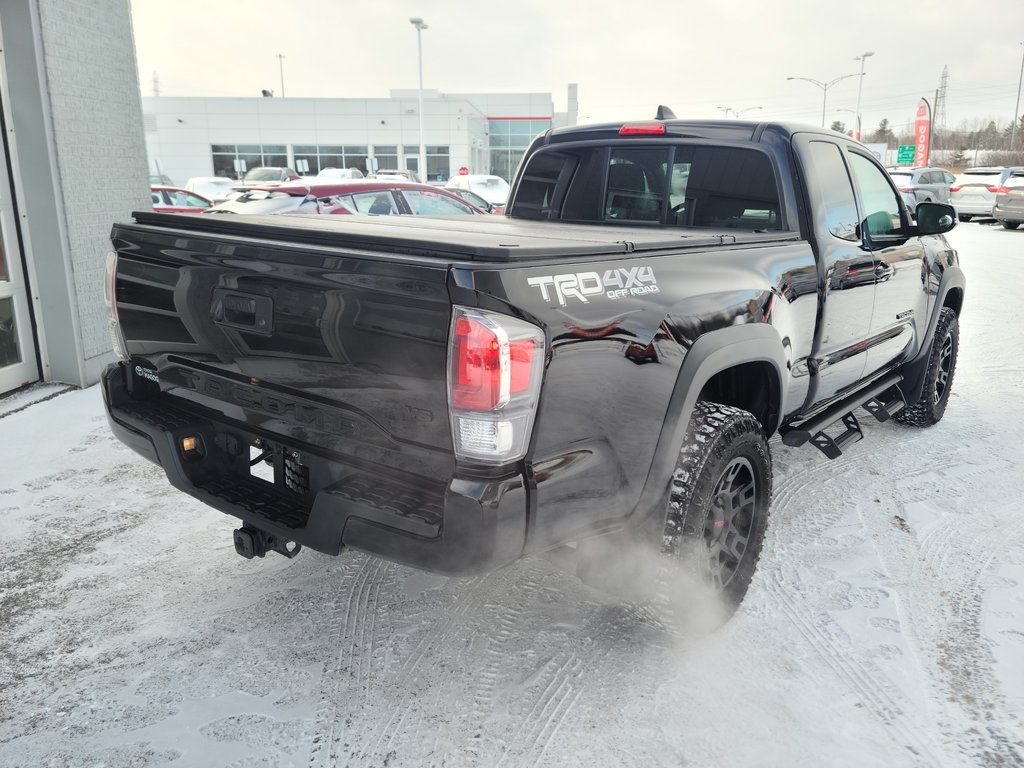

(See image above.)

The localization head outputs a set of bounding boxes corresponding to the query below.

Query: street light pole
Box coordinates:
[735,106,764,118]
[853,51,874,141]
[410,17,429,182]
[1011,42,1024,152]
[276,53,285,98]
[716,106,733,118]
[788,73,860,127]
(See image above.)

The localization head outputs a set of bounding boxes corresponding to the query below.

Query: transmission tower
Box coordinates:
[936,66,949,128]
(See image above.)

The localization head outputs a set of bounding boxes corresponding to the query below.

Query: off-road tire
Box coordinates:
[660,402,772,612]
[896,307,959,427]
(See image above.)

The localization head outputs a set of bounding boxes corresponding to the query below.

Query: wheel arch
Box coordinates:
[630,323,788,523]
[900,265,965,406]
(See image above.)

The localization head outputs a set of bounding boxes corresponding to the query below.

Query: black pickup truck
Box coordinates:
[103,115,964,611]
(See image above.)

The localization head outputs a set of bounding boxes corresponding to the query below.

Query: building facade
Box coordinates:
[143,85,578,187]
[0,0,150,396]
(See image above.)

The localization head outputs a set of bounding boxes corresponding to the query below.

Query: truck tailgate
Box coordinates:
[110,218,456,481]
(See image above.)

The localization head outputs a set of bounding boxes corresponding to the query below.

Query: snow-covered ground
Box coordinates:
[1,222,1023,768]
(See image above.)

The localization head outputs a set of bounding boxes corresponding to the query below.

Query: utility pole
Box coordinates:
[853,52,874,140]
[276,53,286,98]
[1012,43,1024,152]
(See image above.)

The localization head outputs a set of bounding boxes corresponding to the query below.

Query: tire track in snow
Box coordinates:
[764,571,942,763]
[890,505,1024,765]
[307,556,391,768]
[351,571,499,765]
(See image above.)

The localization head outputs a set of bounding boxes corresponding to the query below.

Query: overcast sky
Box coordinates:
[130,0,1024,134]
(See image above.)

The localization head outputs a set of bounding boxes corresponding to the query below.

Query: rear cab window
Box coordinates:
[510,142,783,230]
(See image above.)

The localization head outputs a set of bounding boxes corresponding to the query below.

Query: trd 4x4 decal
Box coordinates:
[527,266,659,306]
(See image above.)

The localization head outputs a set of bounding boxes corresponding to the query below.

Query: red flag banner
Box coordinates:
[913,98,931,168]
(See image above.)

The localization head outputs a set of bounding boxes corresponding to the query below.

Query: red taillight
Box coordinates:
[452,316,502,410]
[619,123,667,135]
[451,316,536,410]
[897,187,916,193]
[448,307,545,464]
[994,186,1011,195]
[986,185,1000,193]
[949,185,962,192]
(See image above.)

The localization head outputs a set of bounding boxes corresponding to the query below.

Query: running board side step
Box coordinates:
[780,373,905,459]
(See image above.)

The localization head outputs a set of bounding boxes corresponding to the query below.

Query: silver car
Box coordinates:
[886,167,954,210]
[992,169,1024,230]
[950,166,1017,221]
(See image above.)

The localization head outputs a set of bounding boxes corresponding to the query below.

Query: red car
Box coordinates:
[151,186,212,213]
[204,179,488,216]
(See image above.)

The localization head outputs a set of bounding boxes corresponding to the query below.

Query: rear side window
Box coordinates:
[403,190,476,215]
[511,143,781,229]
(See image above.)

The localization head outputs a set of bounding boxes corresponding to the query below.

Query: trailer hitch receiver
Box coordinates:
[233,524,302,560]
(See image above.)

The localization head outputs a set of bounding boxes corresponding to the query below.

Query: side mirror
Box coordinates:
[916,202,956,235]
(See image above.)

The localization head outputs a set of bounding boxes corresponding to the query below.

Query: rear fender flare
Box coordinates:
[900,265,966,406]
[631,323,788,522]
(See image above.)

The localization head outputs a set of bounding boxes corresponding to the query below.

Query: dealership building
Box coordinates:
[143,86,579,187]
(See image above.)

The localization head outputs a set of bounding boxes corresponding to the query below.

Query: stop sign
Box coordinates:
[458,166,469,175]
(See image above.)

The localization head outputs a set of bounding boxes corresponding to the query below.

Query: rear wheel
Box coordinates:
[896,307,959,427]
[575,402,771,625]
[1001,221,1021,230]
[958,214,973,222]
[660,402,771,612]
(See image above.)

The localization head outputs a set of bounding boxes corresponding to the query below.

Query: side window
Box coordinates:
[803,141,859,241]
[848,153,904,239]
[351,191,398,215]
[943,171,955,184]
[403,190,475,215]
[185,193,209,208]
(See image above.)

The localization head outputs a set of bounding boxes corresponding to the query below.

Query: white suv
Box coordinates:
[950,167,1013,221]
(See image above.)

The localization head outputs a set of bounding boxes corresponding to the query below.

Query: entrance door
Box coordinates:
[0,82,39,393]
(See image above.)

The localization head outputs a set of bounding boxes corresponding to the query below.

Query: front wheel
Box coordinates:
[661,402,772,612]
[1001,221,1021,230]
[896,307,959,427]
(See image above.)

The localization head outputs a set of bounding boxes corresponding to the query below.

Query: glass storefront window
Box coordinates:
[0,296,21,367]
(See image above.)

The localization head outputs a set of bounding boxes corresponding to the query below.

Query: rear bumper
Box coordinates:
[993,201,1024,223]
[952,199,995,216]
[102,362,528,575]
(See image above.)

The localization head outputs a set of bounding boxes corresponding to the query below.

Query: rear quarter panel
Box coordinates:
[451,241,817,549]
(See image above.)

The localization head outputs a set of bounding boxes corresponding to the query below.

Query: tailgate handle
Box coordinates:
[212,289,274,335]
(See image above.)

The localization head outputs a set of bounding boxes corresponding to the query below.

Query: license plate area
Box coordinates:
[248,439,310,496]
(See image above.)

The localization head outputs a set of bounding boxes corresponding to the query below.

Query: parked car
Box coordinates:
[886,167,954,210]
[445,174,510,210]
[992,168,1024,229]
[237,166,301,188]
[373,169,418,182]
[446,187,503,214]
[949,166,1019,221]
[316,167,365,180]
[150,186,212,213]
[184,176,238,204]
[204,179,486,217]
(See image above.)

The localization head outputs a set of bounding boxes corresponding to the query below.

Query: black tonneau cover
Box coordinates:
[127,210,800,263]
